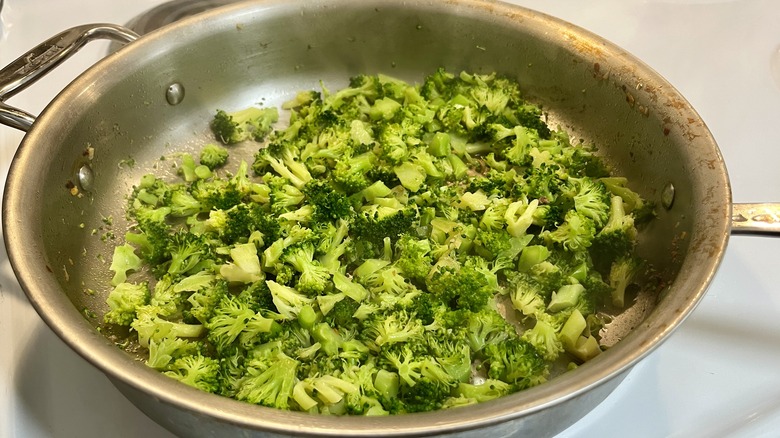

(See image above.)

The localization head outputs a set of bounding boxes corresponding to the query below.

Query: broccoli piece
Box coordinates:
[205,295,258,351]
[131,305,205,349]
[541,210,596,252]
[125,219,170,269]
[481,338,549,389]
[177,153,210,183]
[104,282,150,326]
[454,379,514,403]
[235,350,299,409]
[149,274,188,318]
[266,280,314,320]
[105,68,655,415]
[508,273,547,318]
[163,354,221,393]
[109,244,143,286]
[352,207,418,249]
[515,104,551,139]
[293,374,360,413]
[590,195,639,272]
[253,143,312,189]
[283,243,331,295]
[521,316,564,361]
[504,199,539,238]
[199,143,229,169]
[169,187,206,218]
[426,264,493,312]
[332,151,376,193]
[609,257,641,308]
[210,203,279,245]
[167,231,213,276]
[186,278,228,324]
[382,345,458,413]
[600,177,655,224]
[302,180,353,223]
[211,106,279,144]
[365,311,424,346]
[463,308,516,353]
[429,340,472,384]
[393,234,433,283]
[323,296,361,329]
[147,337,198,370]
[318,219,352,272]
[335,364,390,416]
[220,242,264,284]
[568,177,610,228]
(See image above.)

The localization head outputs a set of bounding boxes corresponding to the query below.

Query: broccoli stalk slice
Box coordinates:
[517,245,550,272]
[547,283,585,312]
[393,162,426,193]
[266,280,314,320]
[559,308,587,350]
[311,322,344,356]
[109,244,143,286]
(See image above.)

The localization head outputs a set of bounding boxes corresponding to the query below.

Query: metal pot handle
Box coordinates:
[732,203,780,234]
[0,23,139,132]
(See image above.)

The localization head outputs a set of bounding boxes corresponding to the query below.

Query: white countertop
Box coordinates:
[2,1,780,437]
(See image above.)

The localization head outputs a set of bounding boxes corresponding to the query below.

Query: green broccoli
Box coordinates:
[590,194,639,272]
[109,244,143,286]
[104,282,150,326]
[609,257,641,308]
[211,106,279,144]
[105,68,653,416]
[235,350,298,409]
[163,354,221,393]
[199,143,229,169]
[481,338,549,389]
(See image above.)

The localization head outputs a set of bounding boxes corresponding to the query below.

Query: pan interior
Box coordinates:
[4,0,730,436]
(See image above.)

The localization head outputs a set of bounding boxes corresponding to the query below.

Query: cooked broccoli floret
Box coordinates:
[427,264,493,312]
[235,350,299,409]
[104,282,150,326]
[482,338,549,389]
[199,143,230,169]
[211,106,279,144]
[167,231,213,276]
[163,354,221,393]
[609,256,641,308]
[590,194,639,272]
[302,180,353,223]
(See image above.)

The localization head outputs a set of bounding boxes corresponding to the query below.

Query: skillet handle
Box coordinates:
[0,23,139,132]
[731,203,780,235]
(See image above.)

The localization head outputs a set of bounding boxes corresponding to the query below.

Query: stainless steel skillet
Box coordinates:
[0,0,777,436]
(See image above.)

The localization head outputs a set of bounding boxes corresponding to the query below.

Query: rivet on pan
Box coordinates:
[661,183,675,210]
[77,164,94,191]
[166,83,185,106]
